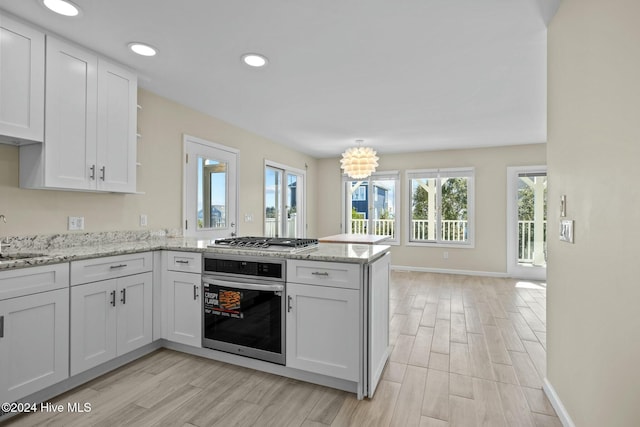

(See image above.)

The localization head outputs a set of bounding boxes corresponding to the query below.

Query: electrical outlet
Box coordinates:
[140,214,148,227]
[68,216,85,231]
[244,213,253,222]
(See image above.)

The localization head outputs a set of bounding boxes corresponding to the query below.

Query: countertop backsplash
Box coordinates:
[4,229,183,251]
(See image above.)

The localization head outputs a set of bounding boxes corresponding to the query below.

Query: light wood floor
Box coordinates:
[4,271,560,427]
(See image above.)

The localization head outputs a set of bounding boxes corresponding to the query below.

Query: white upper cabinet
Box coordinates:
[96,59,137,192]
[43,36,98,190]
[19,35,137,193]
[0,13,45,144]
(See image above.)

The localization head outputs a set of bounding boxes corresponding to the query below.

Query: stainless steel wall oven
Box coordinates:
[202,253,285,365]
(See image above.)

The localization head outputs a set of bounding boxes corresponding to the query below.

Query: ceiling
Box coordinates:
[0,0,559,158]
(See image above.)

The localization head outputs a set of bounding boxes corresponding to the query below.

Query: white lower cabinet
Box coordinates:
[0,288,69,404]
[286,282,360,381]
[70,272,152,375]
[165,270,201,347]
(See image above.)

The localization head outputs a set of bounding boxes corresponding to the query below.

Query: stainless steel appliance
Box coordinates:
[202,252,286,364]
[209,236,318,253]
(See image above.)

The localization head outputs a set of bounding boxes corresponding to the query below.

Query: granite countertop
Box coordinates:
[0,231,391,271]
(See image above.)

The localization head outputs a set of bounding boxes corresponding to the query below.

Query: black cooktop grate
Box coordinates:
[213,236,318,249]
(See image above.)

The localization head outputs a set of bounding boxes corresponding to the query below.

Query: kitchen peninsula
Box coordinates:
[0,231,390,420]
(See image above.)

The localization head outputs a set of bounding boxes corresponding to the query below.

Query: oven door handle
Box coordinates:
[204,278,284,293]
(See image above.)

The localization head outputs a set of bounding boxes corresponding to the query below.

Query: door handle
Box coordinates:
[100,166,106,181]
[110,290,116,307]
[0,315,4,338]
[90,165,96,180]
[110,264,128,269]
[193,284,199,300]
[120,288,126,305]
[287,295,293,312]
[176,260,190,264]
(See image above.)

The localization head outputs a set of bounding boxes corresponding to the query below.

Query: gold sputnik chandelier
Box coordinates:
[340,140,379,180]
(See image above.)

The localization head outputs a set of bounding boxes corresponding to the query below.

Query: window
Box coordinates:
[264,161,306,238]
[343,171,400,244]
[407,168,474,246]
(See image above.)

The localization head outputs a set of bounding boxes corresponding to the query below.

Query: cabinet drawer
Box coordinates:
[0,263,69,300]
[71,252,152,286]
[165,251,202,273]
[287,260,361,290]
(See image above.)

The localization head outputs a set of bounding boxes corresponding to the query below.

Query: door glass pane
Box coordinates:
[410,178,437,241]
[285,173,298,238]
[440,176,469,242]
[371,178,396,238]
[197,157,227,230]
[348,181,367,234]
[517,172,547,267]
[265,168,282,237]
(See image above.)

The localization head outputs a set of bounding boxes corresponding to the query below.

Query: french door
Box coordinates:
[184,135,238,239]
[264,161,305,238]
[507,166,547,280]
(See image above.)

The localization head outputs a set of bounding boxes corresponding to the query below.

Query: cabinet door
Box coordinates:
[70,280,117,376]
[0,13,44,143]
[286,282,360,381]
[0,288,69,403]
[96,59,137,193]
[368,252,390,397]
[44,36,97,190]
[116,272,152,355]
[165,271,201,347]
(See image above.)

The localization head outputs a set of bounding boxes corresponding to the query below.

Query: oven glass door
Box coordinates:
[203,277,284,363]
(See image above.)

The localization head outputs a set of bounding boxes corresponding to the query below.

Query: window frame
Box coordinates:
[341,171,401,245]
[405,167,475,248]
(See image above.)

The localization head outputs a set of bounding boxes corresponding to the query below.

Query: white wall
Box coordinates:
[547,0,640,425]
[317,143,546,274]
[0,89,318,238]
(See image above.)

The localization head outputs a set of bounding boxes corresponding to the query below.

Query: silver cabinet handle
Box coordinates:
[312,271,329,276]
[193,284,198,300]
[0,315,4,338]
[90,165,96,180]
[110,264,127,269]
[287,295,293,312]
[120,288,126,305]
[100,166,106,181]
[110,290,116,307]
[176,260,190,264]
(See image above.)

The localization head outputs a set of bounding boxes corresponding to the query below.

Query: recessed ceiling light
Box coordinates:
[128,43,158,57]
[42,0,80,17]
[241,53,268,68]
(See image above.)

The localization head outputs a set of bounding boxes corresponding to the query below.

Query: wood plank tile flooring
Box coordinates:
[3,271,560,427]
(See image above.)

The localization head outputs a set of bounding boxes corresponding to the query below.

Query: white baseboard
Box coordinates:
[543,378,575,427]
[391,264,509,278]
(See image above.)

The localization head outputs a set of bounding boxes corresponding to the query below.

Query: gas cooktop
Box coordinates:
[208,237,319,252]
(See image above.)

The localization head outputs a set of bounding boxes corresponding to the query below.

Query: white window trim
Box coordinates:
[405,167,475,248]
[341,171,401,245]
[264,159,307,238]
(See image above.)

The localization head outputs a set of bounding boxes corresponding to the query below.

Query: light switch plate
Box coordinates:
[560,219,574,243]
[140,214,148,227]
[68,216,85,231]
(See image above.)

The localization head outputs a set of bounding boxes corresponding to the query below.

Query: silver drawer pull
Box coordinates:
[311,271,329,276]
[110,264,128,269]
[176,260,190,264]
